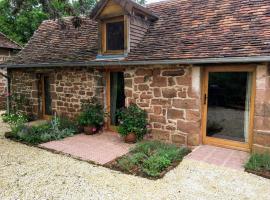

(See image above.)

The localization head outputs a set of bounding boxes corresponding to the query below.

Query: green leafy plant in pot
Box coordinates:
[77,97,105,135]
[117,104,148,143]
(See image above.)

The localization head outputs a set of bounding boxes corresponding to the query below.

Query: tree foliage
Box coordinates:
[0,0,48,44]
[0,0,146,45]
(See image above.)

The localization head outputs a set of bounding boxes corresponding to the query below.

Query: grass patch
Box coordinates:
[107,141,190,179]
[245,153,270,179]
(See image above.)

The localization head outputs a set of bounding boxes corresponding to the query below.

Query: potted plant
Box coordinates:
[77,97,105,135]
[117,104,148,143]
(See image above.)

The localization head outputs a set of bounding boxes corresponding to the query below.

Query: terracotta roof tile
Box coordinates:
[9,17,98,64]
[0,32,21,50]
[128,0,270,60]
[6,0,270,65]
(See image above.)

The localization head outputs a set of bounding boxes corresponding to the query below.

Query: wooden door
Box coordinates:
[39,74,52,120]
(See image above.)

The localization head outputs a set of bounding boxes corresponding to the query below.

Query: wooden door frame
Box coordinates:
[201,65,256,152]
[105,68,125,132]
[40,74,52,120]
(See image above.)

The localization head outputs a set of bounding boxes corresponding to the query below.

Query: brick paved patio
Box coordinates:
[39,132,133,165]
[186,145,250,170]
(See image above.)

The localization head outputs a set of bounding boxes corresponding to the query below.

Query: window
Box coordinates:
[106,21,124,51]
[101,17,127,54]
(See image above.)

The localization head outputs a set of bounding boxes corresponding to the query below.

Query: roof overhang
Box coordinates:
[90,0,158,21]
[1,56,270,69]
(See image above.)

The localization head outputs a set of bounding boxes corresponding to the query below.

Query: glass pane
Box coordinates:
[206,72,252,143]
[110,72,125,126]
[44,76,52,115]
[106,21,124,51]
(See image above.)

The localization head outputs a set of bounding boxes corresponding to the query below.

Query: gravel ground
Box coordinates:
[0,115,270,200]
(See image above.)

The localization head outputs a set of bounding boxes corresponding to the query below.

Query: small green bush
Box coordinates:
[3,112,28,134]
[117,104,148,140]
[117,157,134,171]
[2,112,28,124]
[117,141,190,177]
[245,153,270,171]
[142,154,171,177]
[8,116,77,145]
[77,97,105,127]
[58,117,79,132]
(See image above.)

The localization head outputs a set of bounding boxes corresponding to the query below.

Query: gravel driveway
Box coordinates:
[0,117,270,200]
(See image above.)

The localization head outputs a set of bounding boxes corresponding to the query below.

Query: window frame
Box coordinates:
[101,16,127,55]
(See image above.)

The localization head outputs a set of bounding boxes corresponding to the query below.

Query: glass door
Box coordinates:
[203,67,255,151]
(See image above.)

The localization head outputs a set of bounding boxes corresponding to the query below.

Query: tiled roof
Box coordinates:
[0,32,21,50]
[5,0,270,65]
[9,18,98,64]
[128,0,270,60]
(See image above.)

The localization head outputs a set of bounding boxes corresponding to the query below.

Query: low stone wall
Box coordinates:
[124,65,201,147]
[253,64,270,153]
[0,69,7,110]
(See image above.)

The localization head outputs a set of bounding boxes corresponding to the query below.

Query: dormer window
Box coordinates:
[106,20,124,51]
[90,0,159,57]
[101,17,126,54]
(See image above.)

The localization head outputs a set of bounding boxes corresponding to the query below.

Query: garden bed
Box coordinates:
[4,116,79,145]
[105,141,190,179]
[245,153,270,179]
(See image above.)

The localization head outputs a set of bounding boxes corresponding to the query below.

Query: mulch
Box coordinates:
[245,169,270,179]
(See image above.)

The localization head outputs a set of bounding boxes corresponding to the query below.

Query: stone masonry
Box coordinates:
[9,67,104,119]
[0,68,7,110]
[253,64,270,153]
[124,65,201,147]
[7,64,270,151]
[52,68,104,119]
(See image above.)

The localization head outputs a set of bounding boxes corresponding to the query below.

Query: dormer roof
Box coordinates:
[90,0,158,21]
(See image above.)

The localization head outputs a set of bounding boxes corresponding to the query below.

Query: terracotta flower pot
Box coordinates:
[84,125,97,135]
[124,132,136,143]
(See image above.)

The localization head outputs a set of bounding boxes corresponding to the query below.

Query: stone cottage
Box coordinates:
[0,32,21,109]
[1,0,270,153]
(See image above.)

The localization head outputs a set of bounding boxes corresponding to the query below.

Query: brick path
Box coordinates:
[39,132,133,164]
[186,145,249,170]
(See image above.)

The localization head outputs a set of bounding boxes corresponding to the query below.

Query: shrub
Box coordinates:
[3,112,28,134]
[117,104,148,140]
[142,154,171,177]
[245,153,270,171]
[58,117,78,133]
[8,116,77,145]
[77,97,105,127]
[2,112,28,124]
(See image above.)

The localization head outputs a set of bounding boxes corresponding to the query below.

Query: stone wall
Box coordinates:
[0,68,7,110]
[8,64,270,152]
[253,64,270,153]
[52,68,104,119]
[124,65,201,147]
[9,69,39,118]
[9,67,105,119]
